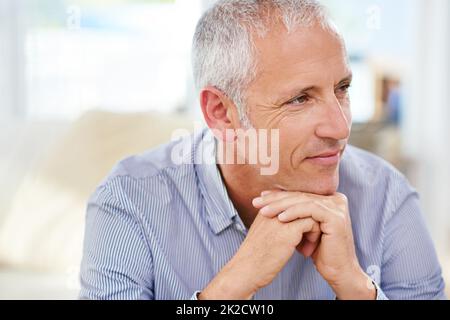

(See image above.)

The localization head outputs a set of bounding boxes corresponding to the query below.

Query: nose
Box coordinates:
[315,97,351,141]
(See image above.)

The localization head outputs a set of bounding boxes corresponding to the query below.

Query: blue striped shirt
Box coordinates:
[80,128,446,300]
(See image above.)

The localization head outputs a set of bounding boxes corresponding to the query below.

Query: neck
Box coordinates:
[217,163,265,229]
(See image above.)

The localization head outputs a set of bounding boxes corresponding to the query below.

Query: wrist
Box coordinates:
[331,267,377,300]
[199,258,258,300]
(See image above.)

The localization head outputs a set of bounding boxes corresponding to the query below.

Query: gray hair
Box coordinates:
[192,0,336,127]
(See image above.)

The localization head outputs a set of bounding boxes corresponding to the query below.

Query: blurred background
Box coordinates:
[0,0,449,299]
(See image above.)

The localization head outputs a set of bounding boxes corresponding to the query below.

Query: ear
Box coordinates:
[199,86,241,142]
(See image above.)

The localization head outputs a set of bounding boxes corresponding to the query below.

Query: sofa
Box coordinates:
[0,110,194,299]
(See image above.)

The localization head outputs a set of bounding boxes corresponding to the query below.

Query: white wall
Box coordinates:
[0,0,26,120]
[404,0,450,254]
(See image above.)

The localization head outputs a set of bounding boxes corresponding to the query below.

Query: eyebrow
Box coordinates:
[277,72,353,105]
[337,73,353,87]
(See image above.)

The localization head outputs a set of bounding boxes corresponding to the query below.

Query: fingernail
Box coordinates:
[278,212,288,222]
[260,206,272,216]
[261,191,272,196]
[252,197,263,207]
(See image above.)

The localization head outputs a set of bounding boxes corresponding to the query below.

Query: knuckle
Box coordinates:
[336,193,348,203]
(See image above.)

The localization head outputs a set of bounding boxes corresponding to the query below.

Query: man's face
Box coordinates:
[245,23,352,196]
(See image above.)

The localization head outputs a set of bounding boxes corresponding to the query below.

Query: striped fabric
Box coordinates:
[79,128,446,300]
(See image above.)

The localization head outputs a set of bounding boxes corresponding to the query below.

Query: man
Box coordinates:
[80,0,446,300]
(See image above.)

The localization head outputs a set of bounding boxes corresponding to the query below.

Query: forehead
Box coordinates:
[251,23,350,91]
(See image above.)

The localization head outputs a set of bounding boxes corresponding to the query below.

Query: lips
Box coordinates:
[311,150,341,158]
[304,149,342,166]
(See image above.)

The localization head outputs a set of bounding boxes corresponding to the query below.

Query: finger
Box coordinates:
[297,223,321,257]
[280,201,344,232]
[252,191,295,209]
[297,239,320,257]
[296,238,307,255]
[289,217,316,243]
[304,225,321,243]
[260,196,317,219]
[278,202,319,222]
[260,190,279,196]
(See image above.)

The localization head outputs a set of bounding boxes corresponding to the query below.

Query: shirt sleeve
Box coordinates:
[79,183,154,300]
[191,291,201,300]
[380,184,447,300]
[373,280,388,300]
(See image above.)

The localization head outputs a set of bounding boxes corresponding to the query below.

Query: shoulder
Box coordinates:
[340,145,416,217]
[342,145,410,188]
[88,132,201,214]
[97,128,202,185]
[105,140,188,183]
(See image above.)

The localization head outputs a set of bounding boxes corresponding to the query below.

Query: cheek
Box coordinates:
[279,110,316,140]
[278,114,316,164]
[346,109,353,127]
[259,109,290,130]
[342,101,353,126]
[252,102,313,130]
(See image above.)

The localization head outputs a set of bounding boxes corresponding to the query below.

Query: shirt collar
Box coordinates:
[194,128,239,235]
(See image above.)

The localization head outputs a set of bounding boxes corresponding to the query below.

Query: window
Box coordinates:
[2,0,420,123]
[322,0,420,123]
[19,0,202,120]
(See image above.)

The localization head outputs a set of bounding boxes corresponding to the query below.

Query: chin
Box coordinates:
[313,170,341,194]
[284,171,340,196]
[309,183,338,196]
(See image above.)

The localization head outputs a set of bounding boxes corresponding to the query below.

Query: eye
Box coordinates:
[286,94,310,106]
[336,83,351,95]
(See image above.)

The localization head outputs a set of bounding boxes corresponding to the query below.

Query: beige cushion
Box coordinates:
[0,110,194,272]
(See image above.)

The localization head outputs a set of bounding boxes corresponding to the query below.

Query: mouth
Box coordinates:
[304,149,342,166]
